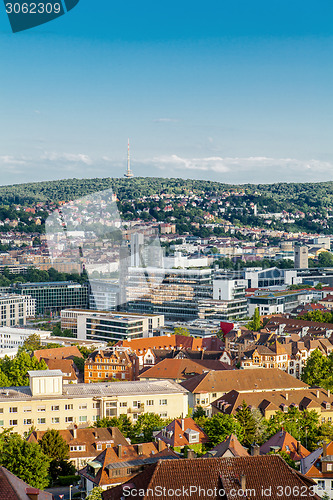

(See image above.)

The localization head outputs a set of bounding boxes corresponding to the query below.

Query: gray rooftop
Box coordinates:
[28,370,63,378]
[0,378,188,402]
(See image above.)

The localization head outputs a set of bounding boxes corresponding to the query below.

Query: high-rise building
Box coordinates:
[294,245,308,269]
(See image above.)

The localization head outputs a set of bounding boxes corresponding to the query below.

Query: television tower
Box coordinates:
[124,139,134,178]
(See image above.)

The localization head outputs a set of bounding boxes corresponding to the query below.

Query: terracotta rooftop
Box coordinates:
[203,434,249,458]
[260,429,310,462]
[28,427,129,460]
[139,358,232,381]
[155,417,209,447]
[34,345,83,361]
[181,368,308,394]
[103,455,320,500]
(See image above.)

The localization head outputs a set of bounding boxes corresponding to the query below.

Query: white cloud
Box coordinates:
[41,152,93,165]
[147,154,333,180]
[153,118,178,123]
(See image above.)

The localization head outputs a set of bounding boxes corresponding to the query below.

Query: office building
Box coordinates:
[61,309,164,342]
[294,245,309,269]
[11,281,89,315]
[0,294,35,327]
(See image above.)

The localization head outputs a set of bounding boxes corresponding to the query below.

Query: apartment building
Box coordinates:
[84,348,139,383]
[61,309,164,342]
[0,294,35,327]
[0,370,189,435]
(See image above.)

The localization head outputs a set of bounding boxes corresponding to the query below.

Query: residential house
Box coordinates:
[84,348,139,383]
[303,441,333,499]
[260,429,310,464]
[80,440,178,495]
[155,417,208,453]
[212,386,333,422]
[139,358,232,383]
[181,367,308,416]
[202,433,249,458]
[103,455,320,500]
[27,426,129,470]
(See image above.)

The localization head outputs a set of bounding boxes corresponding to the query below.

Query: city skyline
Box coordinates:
[0,1,332,186]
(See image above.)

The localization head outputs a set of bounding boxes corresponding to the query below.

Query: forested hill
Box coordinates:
[1,177,333,211]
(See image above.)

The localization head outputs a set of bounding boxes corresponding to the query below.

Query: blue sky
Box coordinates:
[0,0,332,185]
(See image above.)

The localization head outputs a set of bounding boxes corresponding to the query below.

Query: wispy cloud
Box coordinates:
[153,118,179,123]
[41,152,93,165]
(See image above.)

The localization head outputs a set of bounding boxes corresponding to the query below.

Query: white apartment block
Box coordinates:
[61,309,164,342]
[0,327,51,350]
[0,294,36,328]
[0,370,189,435]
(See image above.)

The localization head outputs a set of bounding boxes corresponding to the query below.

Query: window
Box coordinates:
[70,445,86,452]
[120,402,127,407]
[37,418,46,424]
[52,417,60,424]
[0,420,3,426]
[92,415,98,421]
[24,418,33,425]
[0,408,3,413]
[133,401,141,408]
[51,405,60,411]
[96,444,102,450]
[79,415,87,422]
[327,464,333,472]
[65,416,74,423]
[146,400,154,406]
[79,404,87,410]
[318,480,325,490]
[159,399,167,405]
[159,412,167,418]
[9,420,18,426]
[93,402,100,409]
[212,393,216,398]
[65,404,73,410]
[9,407,17,413]
[37,406,46,412]
[23,407,32,412]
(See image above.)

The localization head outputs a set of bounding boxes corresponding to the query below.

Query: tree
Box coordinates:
[86,487,103,500]
[133,413,170,443]
[202,414,244,448]
[39,429,69,461]
[268,449,297,469]
[192,406,206,420]
[235,402,257,446]
[22,334,41,352]
[0,430,50,489]
[0,351,48,387]
[96,414,134,440]
[174,327,190,336]
[318,251,333,268]
[247,307,261,331]
[301,349,330,389]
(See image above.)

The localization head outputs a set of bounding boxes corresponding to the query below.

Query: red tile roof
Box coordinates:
[103,456,320,500]
[155,418,209,447]
[139,358,232,381]
[260,430,310,462]
[0,467,53,500]
[34,345,83,361]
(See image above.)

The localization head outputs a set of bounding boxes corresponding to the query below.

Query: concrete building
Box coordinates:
[294,244,309,269]
[0,370,189,435]
[61,309,164,342]
[0,294,35,327]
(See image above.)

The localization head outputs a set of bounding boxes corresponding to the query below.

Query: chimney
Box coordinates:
[118,444,122,458]
[328,389,331,398]
[240,474,246,491]
[26,489,39,500]
[181,419,185,431]
[187,449,197,459]
[157,438,164,452]
[251,444,260,456]
[137,444,143,455]
[285,393,288,401]
[73,424,77,439]
[323,441,328,457]
[297,441,301,454]
[316,390,320,398]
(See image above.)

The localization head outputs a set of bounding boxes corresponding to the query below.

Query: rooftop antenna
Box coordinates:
[124,138,134,178]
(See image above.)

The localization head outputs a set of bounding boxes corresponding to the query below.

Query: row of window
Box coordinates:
[1,403,99,413]
[0,415,97,427]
